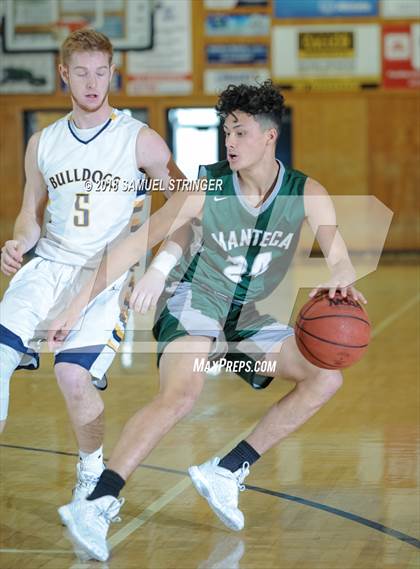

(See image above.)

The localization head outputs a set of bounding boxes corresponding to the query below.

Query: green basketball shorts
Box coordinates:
[153,281,294,389]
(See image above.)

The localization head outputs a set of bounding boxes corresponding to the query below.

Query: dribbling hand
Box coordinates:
[309,268,367,304]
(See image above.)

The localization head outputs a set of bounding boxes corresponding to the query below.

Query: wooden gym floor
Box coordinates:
[0,261,419,569]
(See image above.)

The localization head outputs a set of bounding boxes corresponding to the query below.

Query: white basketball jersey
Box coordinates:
[36,109,149,267]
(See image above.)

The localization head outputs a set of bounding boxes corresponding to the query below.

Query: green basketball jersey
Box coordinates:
[170,160,307,304]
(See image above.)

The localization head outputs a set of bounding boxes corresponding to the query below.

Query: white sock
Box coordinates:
[79,446,104,473]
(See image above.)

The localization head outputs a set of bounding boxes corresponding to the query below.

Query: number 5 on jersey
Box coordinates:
[74,194,90,227]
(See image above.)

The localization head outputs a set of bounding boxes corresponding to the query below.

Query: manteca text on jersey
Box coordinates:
[211,229,295,252]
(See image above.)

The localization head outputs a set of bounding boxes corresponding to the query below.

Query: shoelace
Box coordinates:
[78,473,100,489]
[237,462,250,492]
[217,461,250,492]
[98,497,125,525]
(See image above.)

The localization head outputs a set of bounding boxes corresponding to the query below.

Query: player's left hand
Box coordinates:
[47,309,80,350]
[309,269,367,304]
[129,267,166,314]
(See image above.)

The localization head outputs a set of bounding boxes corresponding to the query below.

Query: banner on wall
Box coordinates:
[381,0,420,18]
[383,24,420,89]
[126,0,192,95]
[273,0,378,18]
[206,14,270,36]
[4,0,153,52]
[204,68,270,94]
[272,24,381,90]
[0,35,55,93]
[205,0,269,7]
[206,44,268,64]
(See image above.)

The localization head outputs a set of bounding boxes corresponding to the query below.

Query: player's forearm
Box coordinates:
[13,212,42,252]
[316,223,353,274]
[329,256,355,277]
[92,208,185,291]
[71,195,195,313]
[149,240,183,278]
[72,220,175,311]
[64,231,148,317]
[94,231,150,298]
[150,223,193,276]
[326,235,356,282]
[167,223,193,253]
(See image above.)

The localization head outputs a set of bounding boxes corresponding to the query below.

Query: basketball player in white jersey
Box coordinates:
[0,29,185,499]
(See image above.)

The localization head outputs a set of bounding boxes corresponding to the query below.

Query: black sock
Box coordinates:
[87,469,125,501]
[219,440,260,473]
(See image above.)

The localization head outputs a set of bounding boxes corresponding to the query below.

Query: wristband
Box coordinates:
[150,251,178,277]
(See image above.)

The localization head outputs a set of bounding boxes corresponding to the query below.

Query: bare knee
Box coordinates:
[318,369,343,395]
[158,381,203,421]
[55,363,93,402]
[0,420,6,434]
[273,337,343,402]
[299,368,343,407]
[158,340,209,421]
[160,390,200,420]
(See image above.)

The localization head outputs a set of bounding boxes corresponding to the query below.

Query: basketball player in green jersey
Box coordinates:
[49,81,366,561]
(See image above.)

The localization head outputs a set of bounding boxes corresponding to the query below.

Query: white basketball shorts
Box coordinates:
[0,256,130,378]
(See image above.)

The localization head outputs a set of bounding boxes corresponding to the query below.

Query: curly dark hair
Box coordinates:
[216,80,285,136]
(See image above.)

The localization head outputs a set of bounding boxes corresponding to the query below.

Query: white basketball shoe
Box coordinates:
[188,457,249,531]
[59,495,124,562]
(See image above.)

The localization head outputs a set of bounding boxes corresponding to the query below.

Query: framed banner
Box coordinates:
[126,0,192,95]
[0,34,55,93]
[204,67,270,94]
[206,14,270,36]
[3,0,154,52]
[205,0,269,7]
[272,24,381,90]
[206,44,268,65]
[381,0,420,18]
[383,24,420,89]
[273,0,378,19]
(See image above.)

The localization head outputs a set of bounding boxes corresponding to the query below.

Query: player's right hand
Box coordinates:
[1,240,25,276]
[47,309,80,351]
[129,267,166,314]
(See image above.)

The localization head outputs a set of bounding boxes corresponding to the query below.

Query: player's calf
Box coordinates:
[55,363,104,433]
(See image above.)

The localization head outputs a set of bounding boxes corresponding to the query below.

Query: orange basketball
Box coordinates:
[295,292,371,370]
